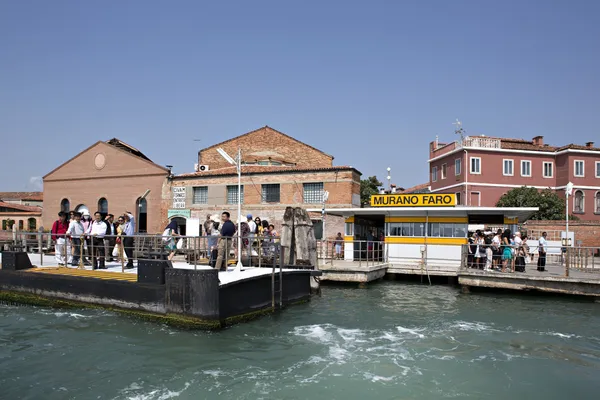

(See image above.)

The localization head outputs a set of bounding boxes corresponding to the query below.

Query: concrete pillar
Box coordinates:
[165,269,219,319]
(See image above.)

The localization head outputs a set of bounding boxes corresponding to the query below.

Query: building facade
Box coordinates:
[428,135,600,220]
[42,139,169,233]
[0,192,43,208]
[164,126,362,239]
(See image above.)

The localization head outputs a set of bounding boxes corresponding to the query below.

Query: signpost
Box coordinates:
[370,193,457,207]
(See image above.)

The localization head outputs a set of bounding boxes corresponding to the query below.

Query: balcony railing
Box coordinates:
[459,136,501,149]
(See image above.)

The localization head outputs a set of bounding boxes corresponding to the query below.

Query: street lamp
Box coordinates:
[386,167,391,192]
[321,190,329,240]
[565,182,573,247]
[217,147,243,272]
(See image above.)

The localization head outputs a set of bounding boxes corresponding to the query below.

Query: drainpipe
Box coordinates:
[465,149,469,206]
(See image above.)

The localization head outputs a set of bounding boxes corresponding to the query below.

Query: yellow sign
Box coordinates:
[370,193,456,207]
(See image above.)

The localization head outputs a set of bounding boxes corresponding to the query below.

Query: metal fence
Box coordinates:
[318,239,387,268]
[460,243,600,277]
[1,231,290,271]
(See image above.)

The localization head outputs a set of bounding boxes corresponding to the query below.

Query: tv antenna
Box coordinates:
[453,119,465,140]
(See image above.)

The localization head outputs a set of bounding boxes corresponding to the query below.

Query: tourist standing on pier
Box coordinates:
[501,229,513,273]
[215,211,235,271]
[537,231,547,272]
[104,214,116,262]
[51,211,70,267]
[88,212,107,269]
[81,212,93,265]
[67,211,75,265]
[334,232,343,259]
[66,212,85,267]
[491,229,502,269]
[162,220,180,261]
[122,211,135,269]
[247,214,256,253]
[208,220,220,266]
[514,232,525,272]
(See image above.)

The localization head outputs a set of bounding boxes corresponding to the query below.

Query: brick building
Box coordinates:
[164,126,361,238]
[0,192,43,233]
[428,135,600,220]
[0,192,43,208]
[42,139,169,233]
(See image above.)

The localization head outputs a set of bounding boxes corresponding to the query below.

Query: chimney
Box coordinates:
[586,141,594,148]
[532,136,544,146]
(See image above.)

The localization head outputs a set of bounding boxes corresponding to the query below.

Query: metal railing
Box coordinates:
[317,239,387,268]
[1,231,316,272]
[460,243,600,277]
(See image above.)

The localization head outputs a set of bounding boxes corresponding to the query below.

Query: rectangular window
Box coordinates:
[427,223,468,238]
[441,164,447,179]
[345,223,353,236]
[503,159,514,176]
[192,186,208,204]
[303,182,324,203]
[470,157,481,174]
[596,161,600,178]
[574,160,585,177]
[521,160,531,177]
[432,166,438,182]
[455,192,462,205]
[455,158,462,176]
[227,185,244,204]
[543,162,554,178]
[388,222,426,237]
[261,184,280,203]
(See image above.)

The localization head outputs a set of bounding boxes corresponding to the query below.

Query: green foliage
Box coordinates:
[360,176,383,207]
[496,187,578,220]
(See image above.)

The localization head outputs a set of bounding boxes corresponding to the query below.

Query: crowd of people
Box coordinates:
[163,211,280,270]
[51,210,136,270]
[467,229,548,273]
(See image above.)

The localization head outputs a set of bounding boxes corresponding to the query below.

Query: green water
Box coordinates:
[1,283,599,399]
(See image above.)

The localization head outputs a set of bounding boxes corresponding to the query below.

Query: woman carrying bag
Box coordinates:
[162,220,180,261]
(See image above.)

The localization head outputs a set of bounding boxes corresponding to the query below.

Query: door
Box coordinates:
[470,192,481,207]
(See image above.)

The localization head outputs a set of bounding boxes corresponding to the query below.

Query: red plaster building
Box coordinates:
[428,135,600,220]
[165,126,361,239]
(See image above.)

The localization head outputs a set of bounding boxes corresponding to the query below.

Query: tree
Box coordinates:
[496,187,577,220]
[360,176,383,207]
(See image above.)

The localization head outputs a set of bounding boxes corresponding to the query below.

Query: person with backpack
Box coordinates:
[66,212,85,267]
[51,211,70,267]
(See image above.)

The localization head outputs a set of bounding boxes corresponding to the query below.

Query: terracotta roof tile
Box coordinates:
[0,192,43,201]
[400,183,430,194]
[0,201,43,212]
[174,165,360,178]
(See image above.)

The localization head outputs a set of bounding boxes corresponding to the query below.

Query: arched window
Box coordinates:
[595,192,600,214]
[18,220,24,231]
[574,190,584,213]
[98,198,108,214]
[60,199,70,213]
[136,197,148,233]
[28,218,37,231]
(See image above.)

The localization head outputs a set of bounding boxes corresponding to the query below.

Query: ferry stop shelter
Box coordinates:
[315,193,538,275]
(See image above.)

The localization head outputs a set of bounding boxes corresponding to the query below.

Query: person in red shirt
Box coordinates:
[51,211,70,267]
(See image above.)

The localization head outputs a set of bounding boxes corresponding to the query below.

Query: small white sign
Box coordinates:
[172,187,187,209]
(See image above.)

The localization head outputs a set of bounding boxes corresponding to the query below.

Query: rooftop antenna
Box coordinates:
[453,119,465,140]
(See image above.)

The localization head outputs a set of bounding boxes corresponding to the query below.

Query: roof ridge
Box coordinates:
[198,126,334,159]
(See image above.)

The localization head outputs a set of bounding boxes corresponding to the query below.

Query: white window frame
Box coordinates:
[574,160,585,177]
[595,161,600,178]
[520,160,532,177]
[455,191,462,205]
[595,191,600,214]
[471,191,481,206]
[542,161,554,178]
[502,159,514,176]
[432,166,438,182]
[470,157,481,175]
[441,163,447,180]
[573,190,585,213]
[455,158,461,176]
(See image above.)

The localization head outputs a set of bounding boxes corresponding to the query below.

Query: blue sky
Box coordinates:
[1,0,599,191]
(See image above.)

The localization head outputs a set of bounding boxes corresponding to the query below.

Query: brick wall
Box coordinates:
[163,169,360,239]
[524,220,600,248]
[198,126,334,170]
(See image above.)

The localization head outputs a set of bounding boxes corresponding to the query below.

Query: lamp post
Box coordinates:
[386,167,391,192]
[565,182,573,247]
[217,147,243,272]
[322,190,329,241]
